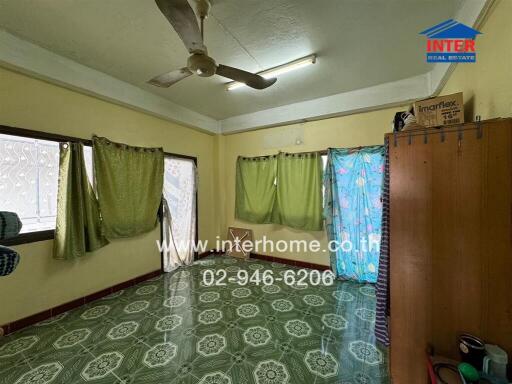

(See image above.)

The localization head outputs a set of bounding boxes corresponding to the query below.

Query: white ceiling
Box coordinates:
[0,0,489,133]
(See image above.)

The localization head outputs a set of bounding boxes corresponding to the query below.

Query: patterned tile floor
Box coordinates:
[0,255,390,384]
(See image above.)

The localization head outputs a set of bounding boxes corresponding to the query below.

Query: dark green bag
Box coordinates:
[0,211,22,276]
[0,211,22,240]
[0,245,20,276]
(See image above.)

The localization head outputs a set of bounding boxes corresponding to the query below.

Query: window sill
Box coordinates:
[0,230,55,246]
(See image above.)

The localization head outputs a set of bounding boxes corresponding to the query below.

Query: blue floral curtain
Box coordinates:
[324,146,385,283]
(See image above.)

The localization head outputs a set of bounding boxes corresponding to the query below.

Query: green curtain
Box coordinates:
[273,152,324,231]
[235,156,277,223]
[54,142,109,260]
[93,136,164,239]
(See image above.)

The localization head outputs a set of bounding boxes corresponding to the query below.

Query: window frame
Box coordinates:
[0,125,92,246]
[0,125,198,249]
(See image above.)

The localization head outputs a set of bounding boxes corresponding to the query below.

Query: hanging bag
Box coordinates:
[0,211,22,276]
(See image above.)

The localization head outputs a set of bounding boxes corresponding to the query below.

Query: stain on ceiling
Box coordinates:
[0,0,462,120]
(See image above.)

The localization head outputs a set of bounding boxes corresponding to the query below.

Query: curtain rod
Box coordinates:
[0,124,198,162]
[239,149,325,160]
[0,124,93,146]
[238,144,384,160]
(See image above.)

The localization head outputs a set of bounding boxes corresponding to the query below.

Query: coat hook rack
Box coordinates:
[476,115,483,139]
[458,126,463,151]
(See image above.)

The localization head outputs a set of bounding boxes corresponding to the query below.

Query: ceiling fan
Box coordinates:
[149,0,277,90]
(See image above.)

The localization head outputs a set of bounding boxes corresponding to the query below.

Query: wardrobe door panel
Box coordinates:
[390,135,432,383]
[389,119,512,383]
[455,126,485,347]
[483,121,512,354]
[431,130,461,358]
[432,127,483,358]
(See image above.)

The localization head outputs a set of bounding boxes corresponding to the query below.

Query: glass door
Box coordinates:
[162,156,197,272]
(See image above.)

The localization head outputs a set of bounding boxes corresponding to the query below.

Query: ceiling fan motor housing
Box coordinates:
[187,53,216,77]
[195,0,211,19]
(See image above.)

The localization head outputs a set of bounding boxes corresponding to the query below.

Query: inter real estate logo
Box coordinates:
[420,19,481,63]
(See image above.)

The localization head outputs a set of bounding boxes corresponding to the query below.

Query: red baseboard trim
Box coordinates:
[250,252,331,271]
[196,249,330,271]
[196,249,223,259]
[1,269,162,336]
[1,252,328,336]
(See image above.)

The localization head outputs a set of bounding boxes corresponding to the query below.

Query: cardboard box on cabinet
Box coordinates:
[413,92,464,128]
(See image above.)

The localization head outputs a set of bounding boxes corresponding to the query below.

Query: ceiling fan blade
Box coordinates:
[154,0,205,53]
[216,64,277,90]
[148,67,193,87]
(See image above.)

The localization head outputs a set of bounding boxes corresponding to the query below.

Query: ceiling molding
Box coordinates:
[220,0,493,134]
[0,0,492,135]
[220,74,430,134]
[0,29,220,134]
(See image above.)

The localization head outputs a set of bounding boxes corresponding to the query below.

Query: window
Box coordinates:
[0,133,92,235]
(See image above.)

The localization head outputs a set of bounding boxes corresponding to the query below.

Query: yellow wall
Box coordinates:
[0,67,217,325]
[219,107,404,266]
[441,0,512,121]
[219,0,511,267]
[1,0,509,325]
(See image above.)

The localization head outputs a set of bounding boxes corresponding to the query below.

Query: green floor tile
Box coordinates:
[0,255,390,383]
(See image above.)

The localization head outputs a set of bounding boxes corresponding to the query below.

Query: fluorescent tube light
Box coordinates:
[225,54,317,91]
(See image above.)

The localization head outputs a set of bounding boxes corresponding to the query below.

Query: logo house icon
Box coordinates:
[420,19,481,63]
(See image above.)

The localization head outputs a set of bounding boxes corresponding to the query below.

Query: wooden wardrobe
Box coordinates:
[388,119,512,383]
